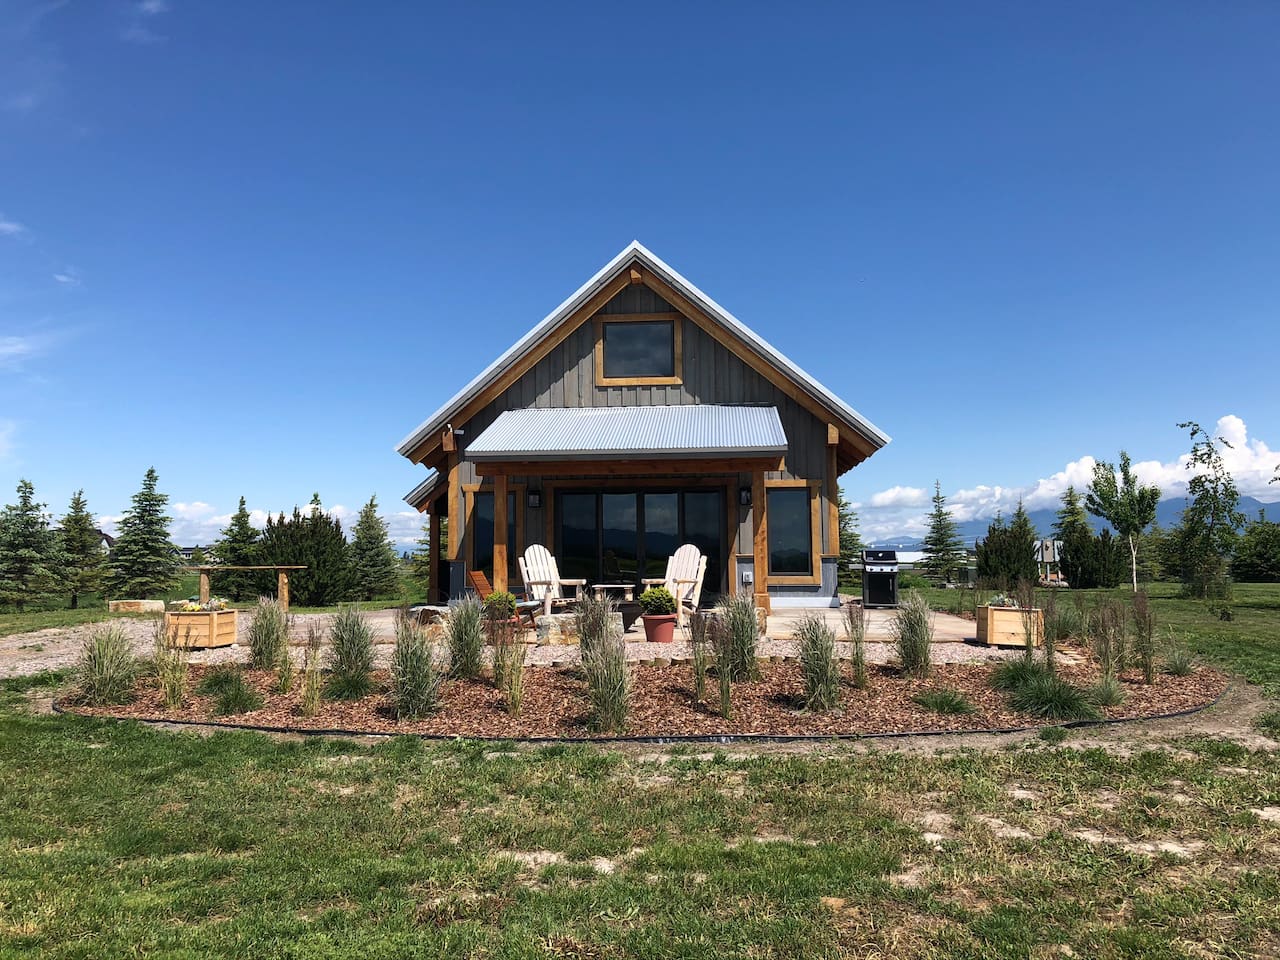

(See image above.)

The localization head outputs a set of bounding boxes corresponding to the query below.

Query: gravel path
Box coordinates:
[0,609,1024,679]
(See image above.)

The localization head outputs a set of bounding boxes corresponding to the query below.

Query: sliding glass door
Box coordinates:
[554,488,724,596]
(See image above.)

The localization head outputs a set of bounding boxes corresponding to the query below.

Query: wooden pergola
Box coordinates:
[182,565,307,611]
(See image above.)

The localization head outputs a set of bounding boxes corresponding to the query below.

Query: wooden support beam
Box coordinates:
[826,444,840,556]
[446,453,460,562]
[492,474,508,593]
[277,570,290,611]
[827,422,839,446]
[429,507,442,604]
[629,267,643,284]
[752,470,770,615]
[199,571,210,604]
[442,426,456,453]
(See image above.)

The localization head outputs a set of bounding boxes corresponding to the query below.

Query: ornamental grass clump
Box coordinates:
[1008,673,1101,722]
[299,623,324,718]
[199,666,262,716]
[490,616,525,717]
[446,595,485,680]
[578,594,629,733]
[842,601,868,689]
[152,618,188,709]
[891,591,933,679]
[390,610,443,720]
[247,597,290,670]
[1014,578,1039,663]
[76,623,137,706]
[990,658,1051,693]
[715,594,760,681]
[325,605,375,700]
[913,688,975,716]
[1089,675,1127,707]
[687,611,711,704]
[710,617,734,720]
[1132,590,1158,685]
[1089,601,1128,682]
[1163,635,1196,677]
[796,613,840,711]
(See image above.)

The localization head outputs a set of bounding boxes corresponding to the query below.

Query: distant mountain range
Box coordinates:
[870,495,1280,550]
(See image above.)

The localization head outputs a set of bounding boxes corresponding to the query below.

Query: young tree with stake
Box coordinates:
[1086,452,1161,592]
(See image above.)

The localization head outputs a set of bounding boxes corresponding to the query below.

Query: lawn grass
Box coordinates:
[1,672,1277,958]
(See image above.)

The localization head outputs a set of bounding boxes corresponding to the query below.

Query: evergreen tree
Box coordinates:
[211,497,262,600]
[0,479,65,612]
[59,489,104,610]
[409,517,449,599]
[1086,451,1161,591]
[975,503,1038,586]
[1230,512,1280,583]
[1062,527,1126,588]
[837,493,864,589]
[107,468,180,599]
[921,481,964,583]
[1052,486,1091,543]
[259,494,352,606]
[350,494,401,601]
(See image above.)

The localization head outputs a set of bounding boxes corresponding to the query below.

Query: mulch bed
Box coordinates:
[62,660,1229,740]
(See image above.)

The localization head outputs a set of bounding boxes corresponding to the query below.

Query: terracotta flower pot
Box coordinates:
[642,613,677,644]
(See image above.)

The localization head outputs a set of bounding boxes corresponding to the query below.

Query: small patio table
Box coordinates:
[591,583,635,602]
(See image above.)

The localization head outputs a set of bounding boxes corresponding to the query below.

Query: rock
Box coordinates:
[109,599,165,613]
[535,612,620,645]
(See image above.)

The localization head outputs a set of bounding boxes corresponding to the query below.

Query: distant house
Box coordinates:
[396,243,889,611]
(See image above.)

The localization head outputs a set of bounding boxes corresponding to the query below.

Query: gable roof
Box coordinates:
[395,241,890,461]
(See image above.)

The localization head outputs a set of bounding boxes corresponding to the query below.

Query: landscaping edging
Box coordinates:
[51,682,1231,746]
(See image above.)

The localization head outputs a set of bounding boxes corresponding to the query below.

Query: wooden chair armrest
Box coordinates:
[639,578,665,586]
[559,578,588,586]
[672,578,698,585]
[525,579,555,586]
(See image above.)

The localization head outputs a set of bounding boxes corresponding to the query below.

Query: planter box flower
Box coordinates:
[164,609,238,649]
[976,605,1042,648]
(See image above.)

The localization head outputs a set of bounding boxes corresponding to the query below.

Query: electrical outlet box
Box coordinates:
[741,570,753,585]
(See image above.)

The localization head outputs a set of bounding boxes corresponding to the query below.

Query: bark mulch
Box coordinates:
[62,660,1229,740]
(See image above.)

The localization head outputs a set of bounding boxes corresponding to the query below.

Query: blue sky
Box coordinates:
[2,1,1278,547]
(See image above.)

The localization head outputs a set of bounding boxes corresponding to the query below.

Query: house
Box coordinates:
[396,243,889,612]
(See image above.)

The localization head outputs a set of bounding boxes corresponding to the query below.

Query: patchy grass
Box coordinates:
[1,688,1278,957]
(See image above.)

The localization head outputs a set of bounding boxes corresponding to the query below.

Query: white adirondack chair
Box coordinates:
[641,543,707,628]
[518,544,589,616]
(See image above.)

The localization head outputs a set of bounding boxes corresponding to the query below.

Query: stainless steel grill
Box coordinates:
[861,549,899,608]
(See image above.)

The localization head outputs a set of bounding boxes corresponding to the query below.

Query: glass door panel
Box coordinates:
[682,491,723,595]
[601,494,640,584]
[643,493,679,580]
[558,493,598,582]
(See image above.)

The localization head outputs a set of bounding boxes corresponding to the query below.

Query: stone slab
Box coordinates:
[108,599,165,614]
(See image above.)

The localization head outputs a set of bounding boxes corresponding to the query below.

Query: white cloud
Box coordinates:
[852,414,1279,543]
[868,485,927,509]
[138,0,169,13]
[0,215,26,236]
[121,0,170,44]
[0,330,63,370]
[0,419,15,460]
[53,268,80,285]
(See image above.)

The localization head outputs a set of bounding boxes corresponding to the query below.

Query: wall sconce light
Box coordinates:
[527,490,542,510]
[739,487,752,506]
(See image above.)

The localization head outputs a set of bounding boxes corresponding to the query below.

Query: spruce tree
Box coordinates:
[212,497,262,600]
[837,493,864,589]
[350,495,401,601]
[0,479,65,612]
[59,489,104,609]
[259,495,352,606]
[921,481,964,583]
[108,468,180,599]
[1052,486,1091,542]
[409,517,448,599]
[975,503,1038,587]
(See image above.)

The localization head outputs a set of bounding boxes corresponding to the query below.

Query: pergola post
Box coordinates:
[492,473,508,592]
[752,470,770,614]
[199,570,211,604]
[428,506,442,604]
[277,570,290,611]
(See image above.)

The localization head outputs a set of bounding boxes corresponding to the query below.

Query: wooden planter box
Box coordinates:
[976,606,1043,648]
[164,609,238,649]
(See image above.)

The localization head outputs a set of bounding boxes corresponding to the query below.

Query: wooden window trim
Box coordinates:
[593,313,684,387]
[463,481,526,576]
[763,478,822,585]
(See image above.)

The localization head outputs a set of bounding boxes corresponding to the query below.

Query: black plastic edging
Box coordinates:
[49,683,1231,746]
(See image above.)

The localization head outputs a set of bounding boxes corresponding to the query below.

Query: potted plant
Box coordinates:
[164,596,237,649]
[483,591,521,639]
[639,587,678,644]
[976,593,1043,647]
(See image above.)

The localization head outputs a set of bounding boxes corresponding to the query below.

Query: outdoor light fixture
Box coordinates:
[527,490,542,509]
[739,486,752,506]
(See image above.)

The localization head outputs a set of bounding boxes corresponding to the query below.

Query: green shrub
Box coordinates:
[891,591,933,679]
[1038,725,1068,744]
[688,611,710,704]
[247,597,289,670]
[1009,673,1101,722]
[842,602,868,690]
[325,605,375,700]
[638,586,676,616]
[196,665,241,697]
[715,594,760,681]
[152,619,187,709]
[390,611,443,719]
[990,659,1051,693]
[912,687,975,715]
[1089,675,1127,707]
[1163,641,1196,677]
[578,595,629,733]
[483,591,517,621]
[446,595,485,679]
[206,668,262,716]
[796,613,840,711]
[1045,603,1083,643]
[75,623,137,705]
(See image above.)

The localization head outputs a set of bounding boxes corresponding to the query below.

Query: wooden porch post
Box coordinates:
[277,570,290,611]
[198,569,210,604]
[428,506,442,604]
[492,474,508,592]
[752,471,771,614]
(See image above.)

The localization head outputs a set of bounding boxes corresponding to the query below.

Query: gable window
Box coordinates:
[765,480,821,584]
[594,314,683,386]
